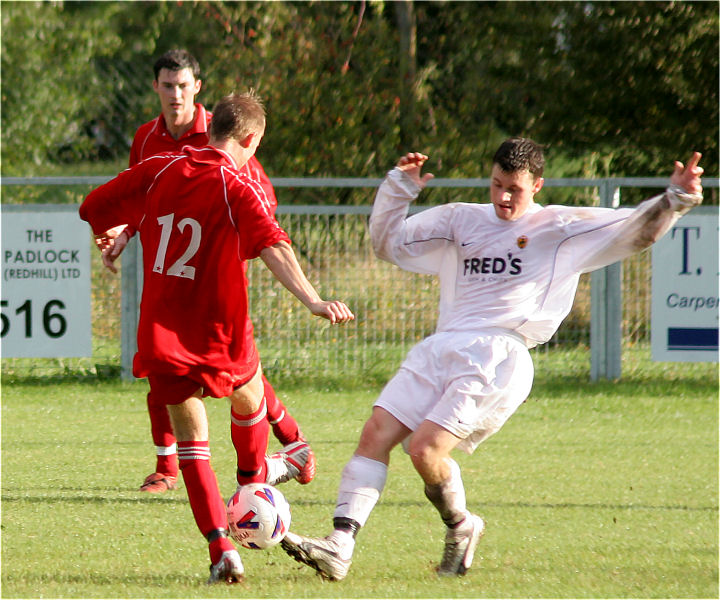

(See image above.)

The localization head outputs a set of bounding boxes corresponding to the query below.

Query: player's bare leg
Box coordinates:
[409,421,485,576]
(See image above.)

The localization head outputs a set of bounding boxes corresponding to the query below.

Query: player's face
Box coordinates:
[490,165,543,221]
[152,67,202,127]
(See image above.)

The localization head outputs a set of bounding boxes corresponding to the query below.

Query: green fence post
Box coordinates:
[120,237,142,381]
[590,180,623,381]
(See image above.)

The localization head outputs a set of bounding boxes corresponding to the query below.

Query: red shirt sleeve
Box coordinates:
[225,171,289,259]
[79,159,158,234]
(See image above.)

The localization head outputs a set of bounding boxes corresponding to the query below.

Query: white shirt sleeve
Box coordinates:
[369,168,455,275]
[569,186,702,273]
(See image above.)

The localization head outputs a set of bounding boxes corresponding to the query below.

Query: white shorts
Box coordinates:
[374,329,534,454]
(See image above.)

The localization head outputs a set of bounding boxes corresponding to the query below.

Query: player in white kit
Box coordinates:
[281,138,704,580]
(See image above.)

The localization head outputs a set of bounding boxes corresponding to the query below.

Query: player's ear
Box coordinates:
[194,78,202,95]
[238,132,257,149]
[532,177,544,195]
[152,79,159,93]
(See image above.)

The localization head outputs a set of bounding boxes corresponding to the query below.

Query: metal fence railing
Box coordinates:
[2,176,718,383]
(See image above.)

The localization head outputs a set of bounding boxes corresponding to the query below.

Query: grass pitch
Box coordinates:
[1,349,717,598]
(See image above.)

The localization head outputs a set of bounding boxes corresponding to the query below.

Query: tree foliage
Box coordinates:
[2,0,717,194]
[529,1,719,175]
[1,1,127,166]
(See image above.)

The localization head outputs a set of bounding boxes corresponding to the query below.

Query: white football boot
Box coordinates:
[281,531,352,581]
[207,549,244,584]
[436,513,485,576]
[264,441,311,486]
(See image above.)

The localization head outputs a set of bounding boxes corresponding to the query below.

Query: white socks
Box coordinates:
[334,455,388,526]
[331,454,388,558]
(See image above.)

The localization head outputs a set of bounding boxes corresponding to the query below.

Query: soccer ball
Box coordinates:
[226,483,291,550]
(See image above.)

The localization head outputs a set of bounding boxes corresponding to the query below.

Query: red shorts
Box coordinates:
[148,367,258,406]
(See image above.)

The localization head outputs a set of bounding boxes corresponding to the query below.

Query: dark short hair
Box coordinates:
[493,137,545,179]
[153,49,201,81]
[210,91,266,142]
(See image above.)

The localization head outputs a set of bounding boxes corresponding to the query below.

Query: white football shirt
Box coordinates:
[370,168,697,348]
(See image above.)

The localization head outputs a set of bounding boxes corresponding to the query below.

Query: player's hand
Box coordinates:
[670,151,703,196]
[94,225,130,274]
[396,152,434,189]
[308,300,355,324]
[93,224,129,251]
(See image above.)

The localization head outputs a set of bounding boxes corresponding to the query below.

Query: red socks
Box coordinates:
[177,441,233,563]
[263,375,301,445]
[231,398,270,485]
[147,378,298,480]
[147,391,178,477]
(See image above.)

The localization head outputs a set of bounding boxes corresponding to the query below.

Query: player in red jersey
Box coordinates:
[80,91,354,583]
[104,50,316,493]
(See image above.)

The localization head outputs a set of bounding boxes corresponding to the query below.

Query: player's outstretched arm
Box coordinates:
[575,152,704,273]
[260,241,355,324]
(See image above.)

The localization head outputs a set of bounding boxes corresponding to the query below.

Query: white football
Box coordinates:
[226,483,291,549]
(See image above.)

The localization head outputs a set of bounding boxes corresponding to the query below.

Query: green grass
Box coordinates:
[1,352,717,598]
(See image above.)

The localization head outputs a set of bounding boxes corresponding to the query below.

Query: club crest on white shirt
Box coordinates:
[517,235,528,249]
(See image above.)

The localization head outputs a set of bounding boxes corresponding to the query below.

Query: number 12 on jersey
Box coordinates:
[152,213,201,280]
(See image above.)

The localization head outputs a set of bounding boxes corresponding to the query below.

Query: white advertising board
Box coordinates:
[651,207,718,362]
[1,207,92,357]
